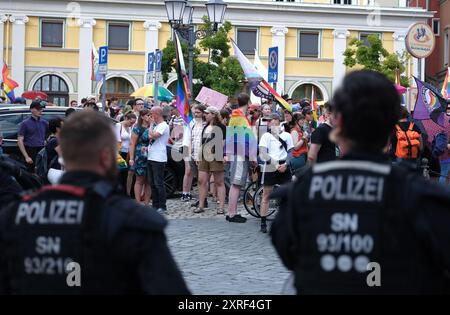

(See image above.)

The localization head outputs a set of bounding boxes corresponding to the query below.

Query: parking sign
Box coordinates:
[99,46,108,65]
[148,52,155,72]
[155,50,162,72]
[98,46,108,75]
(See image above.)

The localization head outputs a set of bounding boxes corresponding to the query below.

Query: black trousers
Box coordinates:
[147,161,166,210]
[25,146,43,174]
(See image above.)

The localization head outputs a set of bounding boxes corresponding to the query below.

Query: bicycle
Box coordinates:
[243,162,292,218]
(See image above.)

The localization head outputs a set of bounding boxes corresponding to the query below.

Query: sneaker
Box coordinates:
[181,194,192,202]
[226,214,247,223]
[191,199,208,209]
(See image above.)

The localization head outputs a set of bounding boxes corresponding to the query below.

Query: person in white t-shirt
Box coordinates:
[117,112,137,195]
[258,113,293,233]
[147,106,170,213]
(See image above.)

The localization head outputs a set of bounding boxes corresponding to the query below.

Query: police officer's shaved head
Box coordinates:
[60,111,117,177]
[331,70,400,152]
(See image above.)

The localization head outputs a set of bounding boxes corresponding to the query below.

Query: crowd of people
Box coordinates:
[1,69,450,294]
[6,80,450,234]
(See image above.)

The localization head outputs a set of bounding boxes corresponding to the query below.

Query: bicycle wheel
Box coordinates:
[253,184,280,218]
[243,181,261,218]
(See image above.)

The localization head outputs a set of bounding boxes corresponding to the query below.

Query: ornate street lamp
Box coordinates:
[164,0,227,99]
[164,0,186,25]
[205,0,227,31]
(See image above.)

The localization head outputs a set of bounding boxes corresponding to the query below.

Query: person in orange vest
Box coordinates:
[390,106,423,168]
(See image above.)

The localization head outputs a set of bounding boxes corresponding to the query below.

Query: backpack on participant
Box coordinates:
[431,131,449,158]
[395,123,421,159]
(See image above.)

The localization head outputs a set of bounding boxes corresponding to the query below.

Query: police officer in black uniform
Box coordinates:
[271,70,450,294]
[0,111,190,294]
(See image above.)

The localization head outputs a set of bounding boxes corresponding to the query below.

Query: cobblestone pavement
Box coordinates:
[164,195,291,295]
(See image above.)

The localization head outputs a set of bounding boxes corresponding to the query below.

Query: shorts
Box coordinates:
[262,168,291,186]
[198,159,224,172]
[229,158,249,186]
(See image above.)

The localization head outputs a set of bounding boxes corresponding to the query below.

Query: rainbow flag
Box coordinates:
[230,39,292,112]
[1,61,18,102]
[174,32,192,124]
[413,77,448,127]
[442,67,450,100]
[225,108,257,161]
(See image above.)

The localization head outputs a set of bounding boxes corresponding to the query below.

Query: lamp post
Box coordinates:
[164,0,227,100]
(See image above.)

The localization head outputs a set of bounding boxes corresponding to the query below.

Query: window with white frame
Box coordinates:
[236,28,258,55]
[41,19,64,48]
[108,22,130,50]
[334,0,353,4]
[359,32,381,47]
[432,19,440,36]
[299,31,320,58]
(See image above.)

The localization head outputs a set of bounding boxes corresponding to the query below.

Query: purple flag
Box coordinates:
[413,77,448,127]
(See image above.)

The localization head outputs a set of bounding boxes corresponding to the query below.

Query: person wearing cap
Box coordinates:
[282,94,293,105]
[258,113,293,233]
[195,106,227,214]
[17,101,49,173]
[301,105,316,135]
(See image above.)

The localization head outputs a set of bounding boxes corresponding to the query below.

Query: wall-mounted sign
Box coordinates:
[405,22,435,59]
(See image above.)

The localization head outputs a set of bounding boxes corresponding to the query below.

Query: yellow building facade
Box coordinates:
[0,0,431,105]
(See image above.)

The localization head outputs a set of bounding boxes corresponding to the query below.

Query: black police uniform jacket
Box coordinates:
[0,171,190,294]
[271,152,450,294]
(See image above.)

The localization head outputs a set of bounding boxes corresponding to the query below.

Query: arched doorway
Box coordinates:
[291,83,324,102]
[33,74,69,106]
[166,80,177,96]
[99,77,134,105]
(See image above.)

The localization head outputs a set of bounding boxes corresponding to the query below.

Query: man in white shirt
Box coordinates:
[147,106,170,213]
[258,113,293,233]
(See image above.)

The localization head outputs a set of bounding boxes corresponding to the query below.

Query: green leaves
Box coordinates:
[343,34,410,87]
[160,17,243,98]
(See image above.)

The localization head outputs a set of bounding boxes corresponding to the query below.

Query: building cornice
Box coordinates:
[3,0,433,32]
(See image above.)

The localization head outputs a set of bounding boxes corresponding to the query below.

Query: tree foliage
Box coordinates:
[343,35,410,87]
[161,17,244,98]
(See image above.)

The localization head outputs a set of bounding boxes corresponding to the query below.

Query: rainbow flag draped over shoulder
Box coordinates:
[225,108,257,161]
[1,61,19,102]
[413,77,448,127]
[230,39,292,112]
[174,32,192,124]
[442,67,450,100]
